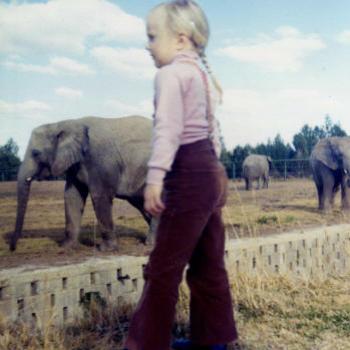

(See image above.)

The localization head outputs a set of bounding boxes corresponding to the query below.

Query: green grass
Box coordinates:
[256,214,278,225]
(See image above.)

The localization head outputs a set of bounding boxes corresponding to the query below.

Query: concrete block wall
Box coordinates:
[0,224,349,327]
[225,224,350,279]
[0,256,147,326]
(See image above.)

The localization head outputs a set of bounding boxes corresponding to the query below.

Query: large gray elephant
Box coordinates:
[9,116,154,251]
[310,137,350,212]
[242,154,272,190]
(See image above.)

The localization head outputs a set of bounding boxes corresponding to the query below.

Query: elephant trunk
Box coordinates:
[10,158,37,251]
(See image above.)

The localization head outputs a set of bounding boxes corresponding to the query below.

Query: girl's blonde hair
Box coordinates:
[152,0,223,102]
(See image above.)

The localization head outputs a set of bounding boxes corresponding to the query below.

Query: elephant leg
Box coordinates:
[321,171,335,212]
[341,177,350,210]
[244,178,249,191]
[331,184,340,207]
[127,196,151,225]
[127,196,154,245]
[256,177,260,190]
[248,179,252,190]
[149,217,159,245]
[315,183,324,210]
[323,186,334,212]
[63,179,88,248]
[264,174,269,188]
[91,194,117,251]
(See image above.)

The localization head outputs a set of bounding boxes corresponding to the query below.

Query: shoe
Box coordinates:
[172,339,192,349]
[172,338,227,350]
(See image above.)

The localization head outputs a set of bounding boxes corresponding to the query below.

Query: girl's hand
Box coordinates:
[144,183,166,217]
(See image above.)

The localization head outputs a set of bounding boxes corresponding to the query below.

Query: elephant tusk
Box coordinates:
[25,177,32,182]
[344,169,348,175]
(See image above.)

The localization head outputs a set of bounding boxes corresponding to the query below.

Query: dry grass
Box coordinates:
[223,180,350,240]
[1,178,350,349]
[1,272,350,349]
[174,272,350,349]
[1,178,350,268]
[0,298,133,350]
[231,273,350,349]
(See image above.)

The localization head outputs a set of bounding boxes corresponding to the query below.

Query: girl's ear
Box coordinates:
[176,33,193,50]
[176,33,186,49]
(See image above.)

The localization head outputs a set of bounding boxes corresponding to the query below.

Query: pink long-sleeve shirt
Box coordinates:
[146,50,221,185]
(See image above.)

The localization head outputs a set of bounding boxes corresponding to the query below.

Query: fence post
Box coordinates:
[284,160,287,181]
[231,163,236,179]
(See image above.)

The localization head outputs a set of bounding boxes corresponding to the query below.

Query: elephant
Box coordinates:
[310,137,350,212]
[242,154,272,190]
[9,116,154,251]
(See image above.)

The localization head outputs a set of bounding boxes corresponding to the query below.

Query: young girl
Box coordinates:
[124,1,238,349]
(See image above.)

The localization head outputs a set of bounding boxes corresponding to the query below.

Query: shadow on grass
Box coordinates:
[3,224,148,248]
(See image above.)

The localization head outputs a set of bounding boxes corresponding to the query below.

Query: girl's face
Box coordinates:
[146,8,193,68]
[146,10,179,68]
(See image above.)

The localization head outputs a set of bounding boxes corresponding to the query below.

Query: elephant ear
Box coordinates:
[51,123,89,176]
[314,138,340,170]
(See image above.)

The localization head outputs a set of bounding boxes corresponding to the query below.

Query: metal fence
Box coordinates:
[0,159,312,182]
[271,159,311,179]
[230,158,311,180]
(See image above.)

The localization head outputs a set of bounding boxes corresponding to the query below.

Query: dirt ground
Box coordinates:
[1,178,349,269]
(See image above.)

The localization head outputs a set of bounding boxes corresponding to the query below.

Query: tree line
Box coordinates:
[0,138,21,181]
[220,116,347,178]
[0,116,347,181]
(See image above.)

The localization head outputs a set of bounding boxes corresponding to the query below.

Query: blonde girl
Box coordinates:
[124,1,238,349]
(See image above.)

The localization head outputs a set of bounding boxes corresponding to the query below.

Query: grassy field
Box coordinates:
[1,178,350,268]
[1,178,350,349]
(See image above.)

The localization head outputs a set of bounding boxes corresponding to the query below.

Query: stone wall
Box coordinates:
[225,224,350,278]
[0,224,349,326]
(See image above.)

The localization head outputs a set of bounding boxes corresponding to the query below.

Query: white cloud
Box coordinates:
[336,30,350,45]
[55,87,83,99]
[217,88,350,149]
[0,99,54,157]
[50,57,94,75]
[0,99,51,115]
[0,0,145,55]
[216,26,326,72]
[3,61,55,74]
[105,98,153,116]
[91,46,155,80]
[3,56,95,75]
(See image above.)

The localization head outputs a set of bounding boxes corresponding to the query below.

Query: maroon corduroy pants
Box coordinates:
[124,139,238,350]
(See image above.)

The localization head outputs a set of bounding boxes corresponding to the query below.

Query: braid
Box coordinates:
[199,52,223,103]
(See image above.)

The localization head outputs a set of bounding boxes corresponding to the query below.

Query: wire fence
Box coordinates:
[271,159,311,179]
[230,158,311,180]
[0,159,312,182]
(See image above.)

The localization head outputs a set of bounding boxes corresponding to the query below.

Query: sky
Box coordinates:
[1,0,350,159]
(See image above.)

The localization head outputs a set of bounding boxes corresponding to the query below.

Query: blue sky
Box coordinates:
[1,0,350,158]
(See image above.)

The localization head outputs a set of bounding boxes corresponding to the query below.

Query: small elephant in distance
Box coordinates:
[310,137,350,212]
[242,154,272,190]
[10,115,155,252]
